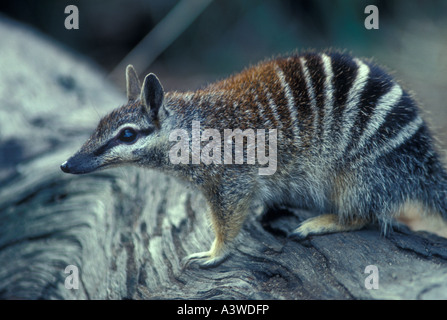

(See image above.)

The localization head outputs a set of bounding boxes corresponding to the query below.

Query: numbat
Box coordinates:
[61,51,447,268]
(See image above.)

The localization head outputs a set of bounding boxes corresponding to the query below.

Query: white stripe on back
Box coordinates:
[350,83,403,156]
[337,58,370,158]
[300,57,319,142]
[275,65,299,141]
[262,84,282,128]
[320,53,334,154]
[361,115,423,165]
[253,93,267,122]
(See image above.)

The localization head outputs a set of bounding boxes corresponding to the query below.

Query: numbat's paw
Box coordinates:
[182,251,229,269]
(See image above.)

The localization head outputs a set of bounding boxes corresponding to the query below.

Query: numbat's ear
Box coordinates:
[126,65,141,101]
[141,73,164,119]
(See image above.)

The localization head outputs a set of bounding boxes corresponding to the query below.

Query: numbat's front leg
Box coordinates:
[183,237,230,269]
[183,197,251,268]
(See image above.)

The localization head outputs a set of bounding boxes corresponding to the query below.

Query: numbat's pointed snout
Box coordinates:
[60,161,70,173]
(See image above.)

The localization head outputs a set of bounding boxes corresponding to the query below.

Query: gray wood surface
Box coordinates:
[0,16,446,300]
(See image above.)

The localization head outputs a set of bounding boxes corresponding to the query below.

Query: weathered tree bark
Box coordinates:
[0,17,446,300]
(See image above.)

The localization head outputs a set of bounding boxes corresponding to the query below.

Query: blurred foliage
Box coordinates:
[1,0,446,74]
[1,0,446,129]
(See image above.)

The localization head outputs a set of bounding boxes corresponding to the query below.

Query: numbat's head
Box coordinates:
[61,65,168,174]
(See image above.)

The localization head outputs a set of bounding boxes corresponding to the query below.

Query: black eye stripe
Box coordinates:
[93,126,155,156]
[94,139,116,156]
[140,127,155,136]
[117,127,154,137]
[118,127,154,139]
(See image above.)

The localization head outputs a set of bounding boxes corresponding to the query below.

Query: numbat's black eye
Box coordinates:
[118,128,138,144]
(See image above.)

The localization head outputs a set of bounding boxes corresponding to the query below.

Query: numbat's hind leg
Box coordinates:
[290,214,369,240]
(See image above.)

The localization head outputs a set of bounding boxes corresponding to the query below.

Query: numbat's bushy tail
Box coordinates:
[61,50,447,268]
